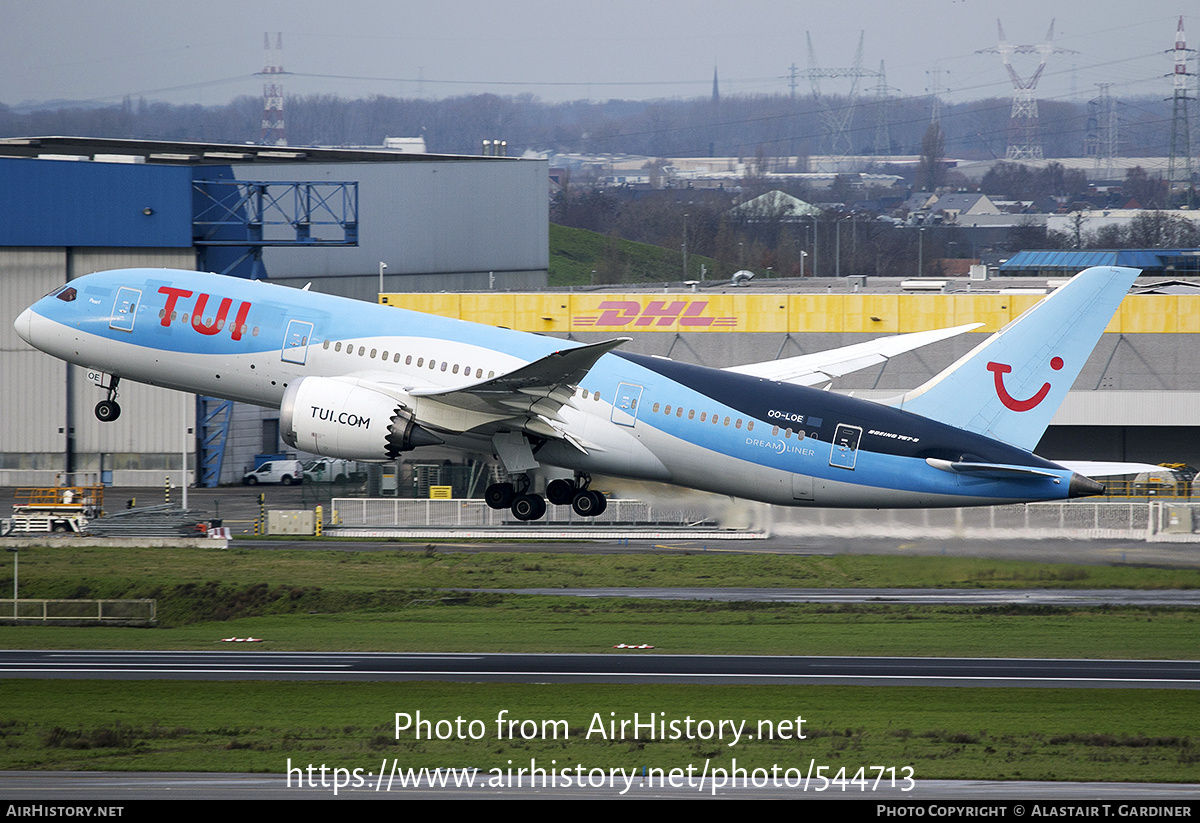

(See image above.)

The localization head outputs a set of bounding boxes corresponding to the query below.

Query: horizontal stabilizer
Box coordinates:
[925,458,1059,480]
[926,458,1105,498]
[1055,460,1167,478]
[726,324,981,386]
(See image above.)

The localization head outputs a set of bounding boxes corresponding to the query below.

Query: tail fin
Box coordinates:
[892,266,1138,452]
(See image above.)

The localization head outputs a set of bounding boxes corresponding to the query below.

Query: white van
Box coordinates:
[242,460,304,486]
[303,458,361,484]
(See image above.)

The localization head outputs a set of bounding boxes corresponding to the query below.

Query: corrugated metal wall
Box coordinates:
[237,159,549,295]
[0,158,193,247]
[1,248,198,486]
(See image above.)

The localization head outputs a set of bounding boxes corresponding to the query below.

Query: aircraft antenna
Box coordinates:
[259,32,287,147]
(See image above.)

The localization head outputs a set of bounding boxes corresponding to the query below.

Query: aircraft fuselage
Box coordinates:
[16,268,1090,509]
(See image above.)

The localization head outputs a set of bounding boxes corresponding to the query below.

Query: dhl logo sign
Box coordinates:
[574,300,738,329]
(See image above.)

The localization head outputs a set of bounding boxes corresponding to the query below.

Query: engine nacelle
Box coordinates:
[281,376,442,461]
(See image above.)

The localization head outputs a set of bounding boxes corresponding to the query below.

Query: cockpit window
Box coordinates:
[54,287,77,302]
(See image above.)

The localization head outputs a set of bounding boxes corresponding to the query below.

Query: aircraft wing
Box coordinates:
[1054,461,1167,478]
[724,323,983,386]
[403,338,630,447]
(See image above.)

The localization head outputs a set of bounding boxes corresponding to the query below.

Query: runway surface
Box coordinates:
[464,587,1200,606]
[2,771,1199,800]
[2,650,1197,688]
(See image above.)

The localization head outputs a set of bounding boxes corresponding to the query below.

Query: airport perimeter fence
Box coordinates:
[770,500,1200,541]
[327,498,1200,541]
[330,498,718,529]
[0,598,156,624]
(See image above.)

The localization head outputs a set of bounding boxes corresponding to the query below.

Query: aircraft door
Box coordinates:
[829,423,863,470]
[611,383,644,427]
[282,320,315,365]
[109,287,142,332]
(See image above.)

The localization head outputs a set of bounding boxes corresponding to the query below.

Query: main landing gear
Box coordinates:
[94,376,121,422]
[484,474,606,521]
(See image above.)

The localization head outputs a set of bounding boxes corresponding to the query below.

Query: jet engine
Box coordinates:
[280,376,442,461]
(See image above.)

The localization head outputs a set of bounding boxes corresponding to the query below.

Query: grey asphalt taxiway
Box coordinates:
[2,650,1198,688]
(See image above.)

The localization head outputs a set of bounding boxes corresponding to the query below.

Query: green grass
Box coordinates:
[549,223,719,286]
[2,682,1196,782]
[4,545,1200,658]
[2,543,1198,781]
[3,599,1199,660]
[10,544,1200,598]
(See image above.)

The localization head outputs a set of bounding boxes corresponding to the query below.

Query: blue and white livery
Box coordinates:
[15,266,1141,520]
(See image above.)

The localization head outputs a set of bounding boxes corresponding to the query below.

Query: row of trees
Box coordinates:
[0,90,1191,161]
[1049,210,1200,250]
[553,183,1016,282]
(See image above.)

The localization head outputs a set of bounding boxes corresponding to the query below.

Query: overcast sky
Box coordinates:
[0,1,1189,109]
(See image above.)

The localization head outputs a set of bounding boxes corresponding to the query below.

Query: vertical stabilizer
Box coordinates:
[892,266,1138,452]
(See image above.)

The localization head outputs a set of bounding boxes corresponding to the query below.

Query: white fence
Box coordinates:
[770,501,1199,542]
[331,498,718,529]
[329,498,1200,541]
[1,598,156,623]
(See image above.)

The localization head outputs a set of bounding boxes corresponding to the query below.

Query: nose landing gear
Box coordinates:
[94,376,121,422]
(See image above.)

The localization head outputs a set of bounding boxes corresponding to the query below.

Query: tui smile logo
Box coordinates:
[987,357,1063,411]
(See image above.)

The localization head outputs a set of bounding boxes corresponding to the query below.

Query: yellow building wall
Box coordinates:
[378,292,1200,335]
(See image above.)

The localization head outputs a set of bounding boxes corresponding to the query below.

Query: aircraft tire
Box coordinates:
[95,400,121,422]
[571,490,606,518]
[485,482,514,510]
[546,479,575,505]
[511,493,545,521]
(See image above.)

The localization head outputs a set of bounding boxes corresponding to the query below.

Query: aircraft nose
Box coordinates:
[14,307,34,345]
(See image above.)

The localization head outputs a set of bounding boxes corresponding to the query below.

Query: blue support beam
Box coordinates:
[199,396,233,488]
[192,179,358,247]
